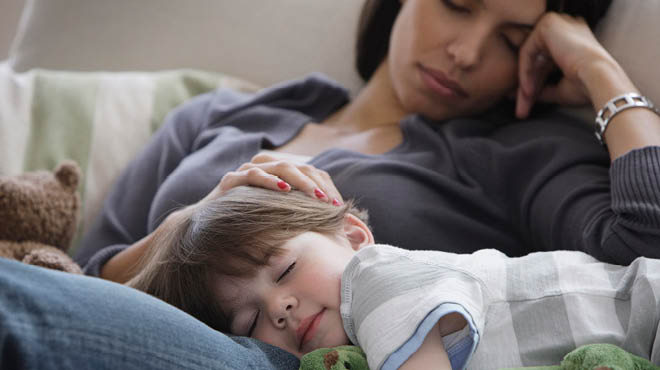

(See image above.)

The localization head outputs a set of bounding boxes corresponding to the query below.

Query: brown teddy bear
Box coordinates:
[0,160,83,274]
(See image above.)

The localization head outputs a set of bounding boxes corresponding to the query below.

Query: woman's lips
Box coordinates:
[418,63,469,99]
[297,308,326,351]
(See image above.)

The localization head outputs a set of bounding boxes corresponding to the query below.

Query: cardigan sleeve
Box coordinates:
[479,113,660,264]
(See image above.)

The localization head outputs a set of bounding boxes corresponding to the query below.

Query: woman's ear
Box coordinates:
[342,214,374,251]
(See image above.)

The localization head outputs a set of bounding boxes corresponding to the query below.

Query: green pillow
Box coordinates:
[506,343,659,370]
[0,63,260,255]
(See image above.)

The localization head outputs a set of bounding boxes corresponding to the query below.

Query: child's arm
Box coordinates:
[399,321,452,370]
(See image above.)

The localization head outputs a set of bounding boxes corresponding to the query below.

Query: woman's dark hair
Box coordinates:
[355,0,401,83]
[546,0,612,30]
[356,0,613,82]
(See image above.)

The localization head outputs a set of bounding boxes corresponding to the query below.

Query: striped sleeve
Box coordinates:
[340,245,484,370]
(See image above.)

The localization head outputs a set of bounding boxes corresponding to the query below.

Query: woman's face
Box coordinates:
[387,0,545,119]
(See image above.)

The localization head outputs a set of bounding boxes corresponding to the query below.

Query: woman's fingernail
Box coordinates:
[332,198,342,206]
[277,181,290,190]
[314,188,326,199]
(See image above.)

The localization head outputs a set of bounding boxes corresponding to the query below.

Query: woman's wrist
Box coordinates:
[578,58,638,111]
[579,58,660,158]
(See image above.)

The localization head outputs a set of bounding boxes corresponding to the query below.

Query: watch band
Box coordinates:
[595,93,658,144]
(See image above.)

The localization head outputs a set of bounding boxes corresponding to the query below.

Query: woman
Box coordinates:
[79,0,660,283]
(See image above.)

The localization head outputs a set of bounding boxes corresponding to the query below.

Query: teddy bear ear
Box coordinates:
[54,160,81,191]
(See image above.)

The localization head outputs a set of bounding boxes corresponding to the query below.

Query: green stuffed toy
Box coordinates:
[300,343,659,370]
[299,345,368,370]
[511,343,660,370]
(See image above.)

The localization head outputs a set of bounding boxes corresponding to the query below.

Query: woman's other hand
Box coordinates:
[515,12,623,119]
[212,153,344,205]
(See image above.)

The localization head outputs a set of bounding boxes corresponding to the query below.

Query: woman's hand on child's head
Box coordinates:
[215,153,344,206]
[515,12,620,119]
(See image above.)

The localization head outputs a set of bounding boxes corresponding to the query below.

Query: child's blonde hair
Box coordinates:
[128,186,368,332]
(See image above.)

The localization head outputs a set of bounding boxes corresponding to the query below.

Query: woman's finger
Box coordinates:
[518,22,549,96]
[235,155,343,205]
[516,20,549,118]
[297,164,343,205]
[263,161,335,202]
[217,167,290,197]
[250,152,279,164]
[516,53,557,118]
[231,160,339,204]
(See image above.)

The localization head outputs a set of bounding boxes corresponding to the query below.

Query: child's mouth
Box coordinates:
[297,308,326,351]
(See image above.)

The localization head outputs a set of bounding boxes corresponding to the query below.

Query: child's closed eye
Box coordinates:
[247,262,295,337]
[247,311,259,337]
[277,262,296,282]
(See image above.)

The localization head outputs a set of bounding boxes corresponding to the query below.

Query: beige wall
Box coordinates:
[0,0,26,59]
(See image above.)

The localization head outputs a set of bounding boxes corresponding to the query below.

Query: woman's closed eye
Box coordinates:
[502,29,530,54]
[440,0,527,54]
[502,36,521,53]
[440,0,470,14]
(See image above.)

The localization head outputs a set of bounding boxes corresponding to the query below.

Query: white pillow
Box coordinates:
[8,0,366,94]
[7,0,660,111]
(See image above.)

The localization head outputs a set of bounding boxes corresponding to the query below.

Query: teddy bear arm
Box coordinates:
[0,240,46,260]
[22,244,82,274]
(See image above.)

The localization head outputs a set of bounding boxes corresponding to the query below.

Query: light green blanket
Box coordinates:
[0,62,260,255]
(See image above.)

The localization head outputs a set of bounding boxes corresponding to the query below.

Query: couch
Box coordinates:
[0,1,659,369]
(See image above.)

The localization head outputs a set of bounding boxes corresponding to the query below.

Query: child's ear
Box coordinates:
[343,214,374,251]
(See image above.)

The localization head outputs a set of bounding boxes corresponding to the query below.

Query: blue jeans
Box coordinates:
[0,258,298,370]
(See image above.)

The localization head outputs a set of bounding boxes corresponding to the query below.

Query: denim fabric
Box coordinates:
[0,258,299,370]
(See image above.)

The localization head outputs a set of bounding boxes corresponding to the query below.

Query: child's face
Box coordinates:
[212,215,373,357]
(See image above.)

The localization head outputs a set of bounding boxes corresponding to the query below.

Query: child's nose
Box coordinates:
[275,303,293,327]
[268,295,296,328]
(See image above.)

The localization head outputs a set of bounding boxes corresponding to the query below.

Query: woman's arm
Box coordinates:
[580,59,660,159]
[100,203,192,283]
[99,231,154,283]
[516,12,660,160]
[505,12,660,263]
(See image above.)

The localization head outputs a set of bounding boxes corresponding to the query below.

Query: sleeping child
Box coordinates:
[127,186,660,370]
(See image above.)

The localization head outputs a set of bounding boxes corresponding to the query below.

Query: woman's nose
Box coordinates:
[447,31,486,69]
